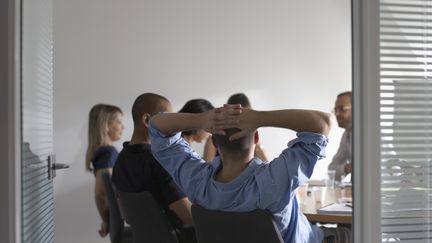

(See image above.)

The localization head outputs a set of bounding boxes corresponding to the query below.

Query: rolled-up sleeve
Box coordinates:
[148,120,208,200]
[255,132,328,208]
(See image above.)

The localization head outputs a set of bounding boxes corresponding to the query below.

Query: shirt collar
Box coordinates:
[123,141,151,151]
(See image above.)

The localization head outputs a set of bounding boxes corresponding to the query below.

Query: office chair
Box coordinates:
[116,190,179,243]
[191,204,284,243]
[101,172,133,243]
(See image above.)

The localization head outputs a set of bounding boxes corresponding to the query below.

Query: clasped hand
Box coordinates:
[204,104,257,141]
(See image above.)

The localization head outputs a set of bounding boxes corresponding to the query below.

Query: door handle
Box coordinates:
[48,154,69,180]
[53,163,69,170]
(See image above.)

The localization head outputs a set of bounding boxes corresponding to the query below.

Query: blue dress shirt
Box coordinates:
[149,121,328,243]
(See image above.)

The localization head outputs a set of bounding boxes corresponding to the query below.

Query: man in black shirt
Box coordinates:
[112,93,193,240]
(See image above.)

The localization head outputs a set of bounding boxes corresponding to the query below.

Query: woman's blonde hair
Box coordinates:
[85,104,122,171]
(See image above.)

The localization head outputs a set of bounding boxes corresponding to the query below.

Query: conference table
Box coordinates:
[299,186,352,225]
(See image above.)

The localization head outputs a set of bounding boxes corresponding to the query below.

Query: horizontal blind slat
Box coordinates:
[379,0,432,240]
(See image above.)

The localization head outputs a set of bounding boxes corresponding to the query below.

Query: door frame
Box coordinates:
[352,0,381,242]
[0,0,22,242]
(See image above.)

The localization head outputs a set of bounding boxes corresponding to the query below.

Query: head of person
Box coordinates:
[212,128,258,160]
[179,99,214,143]
[227,93,251,109]
[132,92,172,131]
[86,104,124,171]
[334,91,352,130]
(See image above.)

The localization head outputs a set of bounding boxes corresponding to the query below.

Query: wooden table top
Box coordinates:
[299,186,352,225]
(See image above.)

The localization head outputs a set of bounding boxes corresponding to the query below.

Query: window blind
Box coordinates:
[380,0,432,242]
[21,0,54,242]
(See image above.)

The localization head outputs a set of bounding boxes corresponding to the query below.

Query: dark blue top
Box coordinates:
[92,146,118,175]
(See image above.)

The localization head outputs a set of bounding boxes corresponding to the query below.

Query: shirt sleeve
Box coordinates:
[254,132,328,208]
[92,147,117,172]
[148,120,209,201]
[327,132,350,180]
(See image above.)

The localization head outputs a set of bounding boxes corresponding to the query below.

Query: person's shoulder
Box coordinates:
[95,145,118,156]
[118,143,151,156]
[93,146,118,161]
[92,146,118,170]
[117,144,158,165]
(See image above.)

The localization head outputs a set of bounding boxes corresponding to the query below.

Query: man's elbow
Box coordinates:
[318,112,332,136]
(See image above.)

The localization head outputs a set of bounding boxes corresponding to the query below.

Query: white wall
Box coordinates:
[53,1,351,242]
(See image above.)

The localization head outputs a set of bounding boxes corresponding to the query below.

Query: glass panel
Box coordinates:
[21,0,54,242]
[380,0,432,242]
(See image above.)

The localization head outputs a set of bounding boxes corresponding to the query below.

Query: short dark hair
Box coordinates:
[132,93,170,126]
[227,93,251,108]
[179,99,214,136]
[212,129,254,155]
[337,91,352,99]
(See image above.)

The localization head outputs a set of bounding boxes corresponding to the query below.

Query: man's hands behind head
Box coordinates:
[203,104,241,136]
[205,104,259,141]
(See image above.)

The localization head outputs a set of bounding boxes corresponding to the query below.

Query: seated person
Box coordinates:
[149,105,339,242]
[85,103,124,237]
[328,91,352,181]
[111,93,194,242]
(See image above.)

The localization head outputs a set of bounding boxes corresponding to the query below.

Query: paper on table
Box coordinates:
[317,203,352,214]
[308,179,326,186]
[338,197,352,204]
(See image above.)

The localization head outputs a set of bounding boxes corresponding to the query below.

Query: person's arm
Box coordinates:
[202,136,217,161]
[328,132,351,180]
[94,168,111,237]
[254,142,269,162]
[168,198,193,225]
[151,107,331,137]
[230,109,331,208]
[226,109,331,140]
[149,121,209,199]
[151,106,240,135]
[149,107,240,198]
[150,107,331,205]
[151,158,194,225]
[345,163,352,174]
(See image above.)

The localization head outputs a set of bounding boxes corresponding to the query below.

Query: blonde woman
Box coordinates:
[85,104,124,237]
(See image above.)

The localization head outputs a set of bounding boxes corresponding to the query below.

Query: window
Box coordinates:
[354,0,432,242]
[380,0,432,241]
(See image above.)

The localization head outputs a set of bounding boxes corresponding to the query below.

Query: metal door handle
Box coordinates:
[53,163,69,170]
[48,154,69,179]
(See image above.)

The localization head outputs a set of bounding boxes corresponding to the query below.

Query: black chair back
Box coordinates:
[116,190,179,243]
[191,204,283,243]
[101,172,132,243]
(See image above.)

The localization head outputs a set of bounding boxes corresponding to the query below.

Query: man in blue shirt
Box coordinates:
[149,105,332,243]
